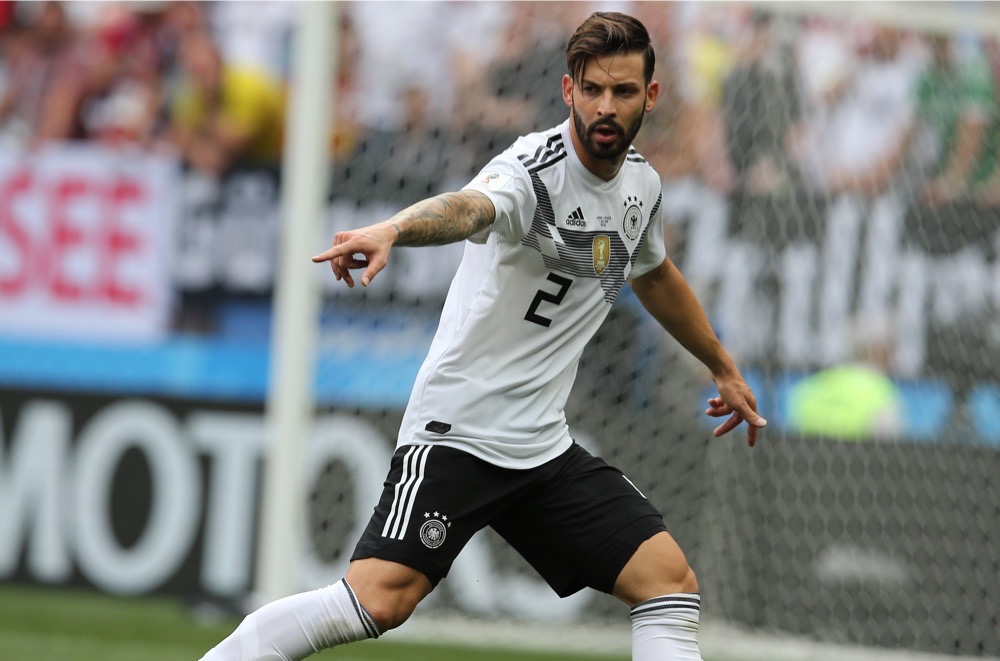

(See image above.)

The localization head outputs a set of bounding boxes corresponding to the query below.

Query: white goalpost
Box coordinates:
[256,0,337,607]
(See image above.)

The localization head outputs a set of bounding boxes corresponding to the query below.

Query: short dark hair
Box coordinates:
[566,12,655,85]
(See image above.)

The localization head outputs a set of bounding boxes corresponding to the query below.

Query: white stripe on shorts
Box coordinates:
[381,445,431,540]
[622,474,647,499]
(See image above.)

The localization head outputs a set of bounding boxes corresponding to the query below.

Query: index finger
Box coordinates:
[312,242,355,263]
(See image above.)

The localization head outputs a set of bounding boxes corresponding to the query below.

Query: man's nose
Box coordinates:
[597,90,617,117]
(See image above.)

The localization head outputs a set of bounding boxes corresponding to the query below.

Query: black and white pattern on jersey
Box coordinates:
[518,131,567,174]
[521,175,662,304]
[625,146,647,164]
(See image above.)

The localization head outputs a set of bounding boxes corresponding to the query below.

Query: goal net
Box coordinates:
[303,2,999,658]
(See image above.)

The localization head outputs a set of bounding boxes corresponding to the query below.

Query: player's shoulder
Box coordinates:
[507,126,569,175]
[623,145,662,189]
[624,145,655,174]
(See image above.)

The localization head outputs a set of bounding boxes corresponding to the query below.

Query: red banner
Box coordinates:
[0,146,179,342]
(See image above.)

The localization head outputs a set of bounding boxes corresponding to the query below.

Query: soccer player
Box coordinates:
[202,12,766,661]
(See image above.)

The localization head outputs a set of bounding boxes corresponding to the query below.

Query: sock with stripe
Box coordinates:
[200,578,379,660]
[630,592,702,661]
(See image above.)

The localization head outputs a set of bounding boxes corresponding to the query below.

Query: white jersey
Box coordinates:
[397,120,666,468]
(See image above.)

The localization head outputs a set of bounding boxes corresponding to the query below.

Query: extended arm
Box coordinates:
[631,257,767,446]
[312,190,496,287]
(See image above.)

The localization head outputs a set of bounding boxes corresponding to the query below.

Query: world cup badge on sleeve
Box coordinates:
[478,171,513,190]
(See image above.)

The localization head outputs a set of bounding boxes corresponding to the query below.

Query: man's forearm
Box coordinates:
[389,191,495,246]
[659,291,736,378]
[632,260,738,378]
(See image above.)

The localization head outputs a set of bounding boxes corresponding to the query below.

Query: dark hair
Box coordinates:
[566,12,655,85]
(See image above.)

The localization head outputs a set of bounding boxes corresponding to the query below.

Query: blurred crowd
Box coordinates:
[2,0,1000,208]
[0,0,290,173]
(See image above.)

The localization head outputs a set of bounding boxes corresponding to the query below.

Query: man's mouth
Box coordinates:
[591,123,621,144]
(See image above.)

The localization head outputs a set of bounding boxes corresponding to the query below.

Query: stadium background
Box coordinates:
[0,1,997,659]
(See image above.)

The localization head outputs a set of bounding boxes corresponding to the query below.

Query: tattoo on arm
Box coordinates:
[391,192,495,246]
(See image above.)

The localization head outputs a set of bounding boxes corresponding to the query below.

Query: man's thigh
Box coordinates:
[490,442,667,598]
[351,444,532,585]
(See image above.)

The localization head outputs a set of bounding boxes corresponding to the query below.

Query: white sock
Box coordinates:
[200,579,380,660]
[630,592,702,661]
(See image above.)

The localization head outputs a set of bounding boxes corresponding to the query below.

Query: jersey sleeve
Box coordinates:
[629,189,667,280]
[461,154,536,244]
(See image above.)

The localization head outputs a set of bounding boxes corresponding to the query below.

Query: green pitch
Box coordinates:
[0,583,629,660]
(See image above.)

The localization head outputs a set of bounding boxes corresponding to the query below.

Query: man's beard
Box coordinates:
[571,104,645,161]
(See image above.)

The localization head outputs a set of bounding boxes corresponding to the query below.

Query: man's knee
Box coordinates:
[641,550,699,595]
[614,531,699,606]
[346,558,434,632]
[676,563,699,594]
[359,597,415,634]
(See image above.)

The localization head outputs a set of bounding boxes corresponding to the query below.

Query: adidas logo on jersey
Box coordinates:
[565,207,586,227]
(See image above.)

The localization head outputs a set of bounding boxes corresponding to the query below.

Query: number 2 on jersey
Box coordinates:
[524,273,573,327]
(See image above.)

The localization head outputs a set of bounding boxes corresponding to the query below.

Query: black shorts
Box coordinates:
[351,442,667,598]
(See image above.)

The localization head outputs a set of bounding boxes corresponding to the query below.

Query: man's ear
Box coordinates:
[562,74,574,107]
[645,80,660,112]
